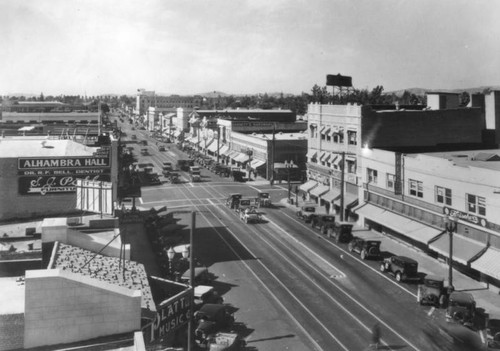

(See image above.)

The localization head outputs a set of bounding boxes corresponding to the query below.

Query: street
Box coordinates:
[119,120,469,351]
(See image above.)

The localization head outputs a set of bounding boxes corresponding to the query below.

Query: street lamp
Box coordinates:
[444,215,458,293]
[167,247,175,277]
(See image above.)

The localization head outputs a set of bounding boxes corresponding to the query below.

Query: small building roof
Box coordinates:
[420,149,500,171]
[0,138,98,158]
[52,242,155,312]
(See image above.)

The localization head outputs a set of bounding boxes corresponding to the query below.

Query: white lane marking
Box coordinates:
[253,214,421,351]
[199,204,341,351]
[263,216,346,278]
[280,211,418,298]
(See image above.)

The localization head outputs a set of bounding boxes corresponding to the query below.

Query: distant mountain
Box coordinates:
[387,86,500,97]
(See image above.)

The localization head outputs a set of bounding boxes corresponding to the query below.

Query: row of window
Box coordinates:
[310,129,357,146]
[366,168,487,216]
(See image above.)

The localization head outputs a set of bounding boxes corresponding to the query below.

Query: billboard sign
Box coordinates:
[19,174,110,195]
[326,74,353,87]
[145,288,192,343]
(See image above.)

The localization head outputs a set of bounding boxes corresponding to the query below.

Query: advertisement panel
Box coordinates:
[75,179,113,215]
[19,174,110,195]
[145,288,192,343]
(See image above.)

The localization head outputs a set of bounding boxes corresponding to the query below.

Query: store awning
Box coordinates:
[323,127,331,135]
[228,151,240,159]
[319,152,327,161]
[203,138,215,149]
[470,247,500,280]
[321,188,341,202]
[320,126,327,133]
[207,141,218,153]
[323,153,332,163]
[307,149,318,159]
[334,192,358,208]
[330,127,338,136]
[234,153,250,163]
[355,204,442,245]
[18,126,35,131]
[333,155,342,167]
[219,145,230,156]
[310,184,330,198]
[250,159,266,169]
[298,180,318,192]
[429,233,486,265]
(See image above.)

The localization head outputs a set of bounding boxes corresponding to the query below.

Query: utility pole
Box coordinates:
[271,123,276,184]
[340,151,345,221]
[216,126,220,164]
[187,211,195,351]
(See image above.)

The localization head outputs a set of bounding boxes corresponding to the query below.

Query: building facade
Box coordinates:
[357,147,500,286]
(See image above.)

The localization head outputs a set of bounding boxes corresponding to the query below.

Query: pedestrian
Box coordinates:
[370,323,381,349]
[302,193,307,202]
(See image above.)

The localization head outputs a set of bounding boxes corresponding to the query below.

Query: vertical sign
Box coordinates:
[394,152,402,195]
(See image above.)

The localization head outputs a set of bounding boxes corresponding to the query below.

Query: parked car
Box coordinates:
[296,205,318,223]
[328,221,354,243]
[194,285,223,308]
[311,215,336,234]
[486,313,500,349]
[195,304,235,345]
[205,332,246,351]
[158,145,166,151]
[380,255,420,282]
[347,237,381,260]
[418,275,446,307]
[446,291,476,329]
[141,148,148,156]
[181,267,213,286]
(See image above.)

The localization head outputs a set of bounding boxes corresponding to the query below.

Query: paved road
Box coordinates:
[119,117,481,350]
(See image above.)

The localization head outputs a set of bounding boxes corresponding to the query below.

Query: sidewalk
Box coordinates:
[279,197,500,317]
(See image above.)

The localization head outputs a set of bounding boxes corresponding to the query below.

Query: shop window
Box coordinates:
[435,186,452,206]
[467,194,486,216]
[346,160,356,174]
[386,173,395,190]
[409,179,423,198]
[367,168,378,184]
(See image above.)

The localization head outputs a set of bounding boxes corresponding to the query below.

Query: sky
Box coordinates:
[1,0,499,97]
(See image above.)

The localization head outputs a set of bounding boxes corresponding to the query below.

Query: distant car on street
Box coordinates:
[296,205,318,223]
[380,255,420,282]
[347,237,381,260]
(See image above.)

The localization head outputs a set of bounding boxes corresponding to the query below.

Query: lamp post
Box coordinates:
[187,211,195,351]
[444,215,458,293]
[203,134,208,156]
[166,247,175,277]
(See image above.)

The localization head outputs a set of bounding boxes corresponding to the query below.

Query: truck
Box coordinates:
[178,158,194,171]
[190,166,202,182]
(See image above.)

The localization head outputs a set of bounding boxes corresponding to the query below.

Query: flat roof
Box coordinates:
[241,131,307,141]
[52,242,155,312]
[418,149,500,171]
[0,138,98,157]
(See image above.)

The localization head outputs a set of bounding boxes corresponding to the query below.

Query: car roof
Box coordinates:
[194,285,214,297]
[394,255,418,264]
[449,291,475,302]
[198,303,226,316]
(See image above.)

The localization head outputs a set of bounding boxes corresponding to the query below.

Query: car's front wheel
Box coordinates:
[396,272,402,282]
[360,250,367,260]
[348,243,354,252]
[380,263,386,272]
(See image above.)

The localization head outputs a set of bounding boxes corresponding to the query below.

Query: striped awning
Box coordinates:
[310,184,330,198]
[298,180,318,192]
[219,145,230,156]
[207,141,219,153]
[321,188,341,203]
[307,149,318,159]
[234,153,250,163]
[470,247,500,280]
[250,159,266,169]
[429,233,486,265]
[356,204,443,245]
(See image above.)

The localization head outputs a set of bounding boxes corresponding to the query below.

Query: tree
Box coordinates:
[459,91,470,107]
[310,84,330,104]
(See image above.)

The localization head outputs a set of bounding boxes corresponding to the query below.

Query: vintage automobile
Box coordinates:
[169,172,180,184]
[177,158,194,171]
[239,207,261,224]
[225,193,242,209]
[296,205,318,223]
[347,237,382,260]
[418,275,446,307]
[190,166,202,182]
[487,313,500,349]
[311,214,336,234]
[195,304,235,345]
[140,140,148,146]
[194,285,223,308]
[140,148,148,156]
[328,221,354,243]
[380,255,420,282]
[235,198,257,213]
[181,267,213,286]
[206,332,246,351]
[214,164,231,177]
[422,320,484,351]
[158,145,166,151]
[231,168,245,182]
[257,192,271,208]
[446,291,476,329]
